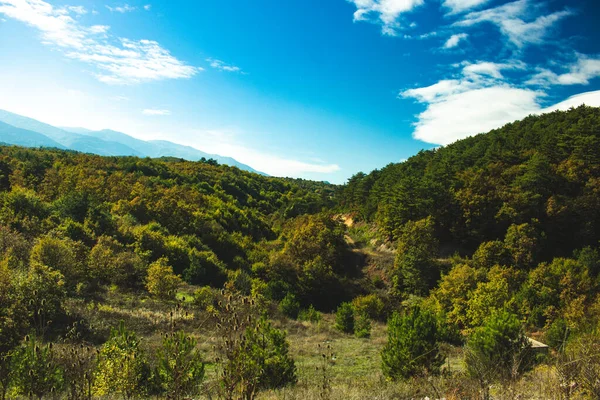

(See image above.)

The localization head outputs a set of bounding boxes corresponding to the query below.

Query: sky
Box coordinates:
[0,0,599,183]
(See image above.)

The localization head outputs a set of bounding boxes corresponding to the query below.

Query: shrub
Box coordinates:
[354,310,372,338]
[146,258,182,301]
[298,305,322,323]
[214,292,296,398]
[193,286,216,310]
[381,307,444,380]
[155,331,205,400]
[12,336,64,400]
[335,302,355,334]
[244,318,297,390]
[94,322,151,399]
[352,294,386,321]
[279,293,300,319]
[465,310,533,397]
[57,344,97,400]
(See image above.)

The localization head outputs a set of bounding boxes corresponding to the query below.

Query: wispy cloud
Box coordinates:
[0,0,200,84]
[142,109,171,116]
[67,5,86,15]
[207,58,242,73]
[143,4,151,11]
[106,4,136,13]
[454,0,573,48]
[526,54,600,86]
[346,0,424,36]
[442,0,490,14]
[443,33,468,49]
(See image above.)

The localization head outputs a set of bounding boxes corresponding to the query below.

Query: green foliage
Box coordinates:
[504,222,541,269]
[146,258,182,301]
[30,235,87,291]
[279,293,300,319]
[12,336,64,400]
[472,240,508,269]
[298,305,322,323]
[465,310,533,387]
[334,302,355,334]
[352,294,386,321]
[192,286,216,310]
[0,259,28,399]
[354,310,372,338]
[88,236,145,289]
[214,292,296,399]
[244,318,297,390]
[20,263,67,335]
[394,216,439,296]
[381,307,444,380]
[94,321,150,399]
[155,330,205,400]
[341,106,600,261]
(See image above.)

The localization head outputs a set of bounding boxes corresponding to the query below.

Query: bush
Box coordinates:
[146,258,182,301]
[335,302,355,334]
[214,292,297,397]
[193,286,216,310]
[352,294,386,321]
[298,305,322,323]
[12,336,64,399]
[381,307,444,380]
[94,322,151,399]
[155,331,205,400]
[279,293,300,319]
[244,318,297,390]
[465,310,533,395]
[354,310,371,338]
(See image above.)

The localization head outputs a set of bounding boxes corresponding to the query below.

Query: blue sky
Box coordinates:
[0,0,599,183]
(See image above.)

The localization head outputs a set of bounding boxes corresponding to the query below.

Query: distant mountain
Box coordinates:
[0,109,265,174]
[62,128,267,175]
[0,121,66,149]
[0,110,142,157]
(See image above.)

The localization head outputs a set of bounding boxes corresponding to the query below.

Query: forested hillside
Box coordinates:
[342,105,600,256]
[1,107,600,399]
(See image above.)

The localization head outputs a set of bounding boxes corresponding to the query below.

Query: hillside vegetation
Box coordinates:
[0,107,599,399]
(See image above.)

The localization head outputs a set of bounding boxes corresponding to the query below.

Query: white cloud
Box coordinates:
[526,54,600,86]
[442,0,490,14]
[142,109,171,116]
[66,5,86,15]
[462,60,525,79]
[541,91,600,113]
[143,4,151,11]
[207,58,242,73]
[106,4,136,13]
[0,0,199,84]
[405,85,541,144]
[347,0,425,36]
[455,0,573,48]
[401,61,543,145]
[443,33,468,49]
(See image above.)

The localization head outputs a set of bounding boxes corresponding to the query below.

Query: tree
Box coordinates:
[155,331,205,400]
[20,263,67,336]
[94,322,150,399]
[146,258,182,301]
[30,236,87,291]
[394,216,439,295]
[504,222,541,269]
[334,302,355,334]
[381,307,444,380]
[279,293,300,319]
[0,259,28,400]
[465,310,533,399]
[12,336,64,400]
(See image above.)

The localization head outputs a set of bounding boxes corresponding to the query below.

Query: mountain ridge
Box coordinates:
[0,109,265,174]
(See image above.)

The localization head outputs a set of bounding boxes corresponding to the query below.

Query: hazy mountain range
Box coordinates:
[0,109,265,175]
